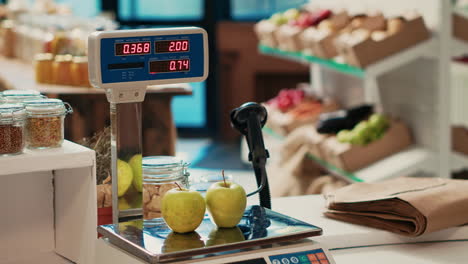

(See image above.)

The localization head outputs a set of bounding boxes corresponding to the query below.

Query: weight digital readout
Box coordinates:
[115,42,151,56]
[149,59,190,73]
[155,40,189,53]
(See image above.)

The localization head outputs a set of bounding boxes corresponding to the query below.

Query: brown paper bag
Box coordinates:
[325,177,468,236]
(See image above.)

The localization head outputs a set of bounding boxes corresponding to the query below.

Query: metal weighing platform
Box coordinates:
[98,205,334,264]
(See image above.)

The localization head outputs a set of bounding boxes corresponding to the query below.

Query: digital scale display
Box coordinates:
[88,27,208,88]
[149,59,190,73]
[115,42,151,56]
[155,40,189,53]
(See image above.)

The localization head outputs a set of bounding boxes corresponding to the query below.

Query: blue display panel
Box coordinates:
[100,33,204,83]
[269,249,330,264]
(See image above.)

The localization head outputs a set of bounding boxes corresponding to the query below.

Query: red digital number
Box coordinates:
[169,42,176,52]
[182,41,188,51]
[144,42,150,53]
[130,44,136,53]
[136,43,143,53]
[123,44,130,54]
[182,59,189,69]
[169,60,177,71]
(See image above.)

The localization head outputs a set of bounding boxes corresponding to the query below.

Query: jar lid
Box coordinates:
[0,103,26,121]
[1,90,44,103]
[142,156,189,178]
[23,98,73,116]
[54,54,73,62]
[72,56,88,63]
[34,53,54,61]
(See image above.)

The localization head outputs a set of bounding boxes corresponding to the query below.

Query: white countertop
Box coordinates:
[95,169,468,263]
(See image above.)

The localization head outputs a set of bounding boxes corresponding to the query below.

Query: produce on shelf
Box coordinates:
[316,104,373,134]
[336,114,390,146]
[255,4,431,68]
[265,87,340,135]
[321,119,412,172]
[256,8,333,51]
[301,11,351,57]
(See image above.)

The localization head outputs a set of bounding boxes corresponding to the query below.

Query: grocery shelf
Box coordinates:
[451,151,468,171]
[259,39,436,79]
[259,44,364,78]
[452,38,468,57]
[263,127,434,183]
[0,57,191,95]
[0,140,95,176]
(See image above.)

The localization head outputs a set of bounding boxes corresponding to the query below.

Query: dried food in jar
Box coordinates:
[142,183,177,219]
[25,116,63,148]
[0,125,23,155]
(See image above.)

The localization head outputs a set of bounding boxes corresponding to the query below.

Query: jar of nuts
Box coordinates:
[23,98,73,149]
[142,156,190,220]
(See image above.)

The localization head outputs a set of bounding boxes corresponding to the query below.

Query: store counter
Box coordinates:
[95,194,468,263]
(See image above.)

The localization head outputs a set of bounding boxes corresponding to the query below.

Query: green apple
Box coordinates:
[337,130,352,143]
[283,8,300,21]
[206,226,245,247]
[270,13,288,26]
[162,231,205,253]
[117,159,134,197]
[369,113,389,132]
[161,187,206,233]
[205,180,247,228]
[129,154,143,192]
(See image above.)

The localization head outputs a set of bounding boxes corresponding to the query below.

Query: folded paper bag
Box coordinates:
[324,177,468,236]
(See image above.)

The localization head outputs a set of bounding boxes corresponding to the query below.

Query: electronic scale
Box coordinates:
[88,27,336,264]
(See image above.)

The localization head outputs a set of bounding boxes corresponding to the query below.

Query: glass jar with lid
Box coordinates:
[142,156,190,220]
[23,98,73,149]
[1,90,45,104]
[0,103,26,156]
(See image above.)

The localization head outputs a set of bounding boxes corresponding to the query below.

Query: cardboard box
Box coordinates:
[276,24,305,52]
[301,12,351,58]
[453,13,468,43]
[335,16,430,68]
[452,126,468,156]
[321,120,413,172]
[254,20,280,48]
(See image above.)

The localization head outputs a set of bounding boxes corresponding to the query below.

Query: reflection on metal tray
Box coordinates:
[98,205,323,263]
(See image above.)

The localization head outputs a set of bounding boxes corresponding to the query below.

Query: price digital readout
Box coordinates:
[155,40,189,53]
[149,59,190,73]
[115,42,151,56]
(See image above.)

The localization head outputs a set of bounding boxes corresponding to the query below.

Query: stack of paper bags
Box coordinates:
[325,177,468,236]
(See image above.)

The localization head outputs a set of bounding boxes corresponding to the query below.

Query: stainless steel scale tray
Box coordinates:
[98,205,323,263]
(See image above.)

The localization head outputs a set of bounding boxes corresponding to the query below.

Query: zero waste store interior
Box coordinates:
[1,0,468,263]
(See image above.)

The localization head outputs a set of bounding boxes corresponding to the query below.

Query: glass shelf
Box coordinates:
[258,45,365,78]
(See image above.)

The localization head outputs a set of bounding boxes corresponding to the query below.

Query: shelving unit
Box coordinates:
[263,127,435,183]
[0,141,96,264]
[259,0,460,182]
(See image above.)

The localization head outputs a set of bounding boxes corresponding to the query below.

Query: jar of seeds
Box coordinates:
[23,99,73,149]
[142,156,190,220]
[0,104,26,156]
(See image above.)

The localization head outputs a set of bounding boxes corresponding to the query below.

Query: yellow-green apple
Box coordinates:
[129,154,143,192]
[117,159,133,197]
[206,226,245,246]
[161,185,206,233]
[162,231,205,253]
[205,175,247,228]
